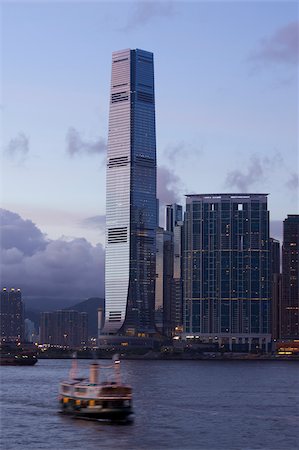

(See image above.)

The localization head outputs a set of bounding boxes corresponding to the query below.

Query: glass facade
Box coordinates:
[183,194,271,338]
[155,227,173,335]
[281,215,299,339]
[103,49,157,335]
[166,204,184,334]
[0,288,24,342]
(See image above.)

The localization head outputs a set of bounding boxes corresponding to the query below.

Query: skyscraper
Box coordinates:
[183,194,271,351]
[166,203,183,233]
[0,288,24,342]
[166,204,184,334]
[281,215,299,339]
[155,227,173,335]
[103,49,157,336]
[39,310,88,348]
[269,238,281,340]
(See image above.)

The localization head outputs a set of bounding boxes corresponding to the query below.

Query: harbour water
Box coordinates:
[0,359,298,450]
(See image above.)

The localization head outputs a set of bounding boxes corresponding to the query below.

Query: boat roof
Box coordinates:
[61,380,131,388]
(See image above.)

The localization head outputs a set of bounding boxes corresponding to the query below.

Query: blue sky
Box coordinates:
[1,0,298,249]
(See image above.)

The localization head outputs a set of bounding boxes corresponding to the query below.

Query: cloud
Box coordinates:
[164,141,203,163]
[66,127,107,157]
[270,220,283,243]
[0,209,104,300]
[157,166,182,206]
[250,21,299,66]
[286,172,299,191]
[121,1,175,31]
[225,153,282,192]
[1,209,47,256]
[81,215,106,231]
[4,132,29,163]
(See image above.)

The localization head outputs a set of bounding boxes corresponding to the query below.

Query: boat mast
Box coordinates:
[113,354,121,385]
[69,351,77,380]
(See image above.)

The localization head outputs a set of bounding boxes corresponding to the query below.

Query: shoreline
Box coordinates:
[37,352,299,362]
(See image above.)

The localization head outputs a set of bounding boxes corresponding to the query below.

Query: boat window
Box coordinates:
[75,387,87,394]
[62,386,71,393]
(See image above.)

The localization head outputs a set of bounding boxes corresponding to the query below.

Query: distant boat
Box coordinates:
[59,355,133,422]
[0,342,38,366]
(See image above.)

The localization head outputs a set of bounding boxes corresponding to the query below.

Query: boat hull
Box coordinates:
[0,358,38,366]
[0,343,38,366]
[60,404,133,421]
[62,409,133,421]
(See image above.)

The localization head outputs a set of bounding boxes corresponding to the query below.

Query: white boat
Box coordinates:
[59,356,133,422]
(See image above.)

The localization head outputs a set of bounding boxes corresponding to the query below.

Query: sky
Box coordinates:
[1,0,298,305]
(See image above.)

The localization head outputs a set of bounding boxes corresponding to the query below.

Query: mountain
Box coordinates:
[65,297,105,337]
[25,297,105,338]
[23,297,79,312]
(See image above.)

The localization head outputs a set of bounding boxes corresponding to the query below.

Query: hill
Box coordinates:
[25,297,105,338]
[65,297,105,337]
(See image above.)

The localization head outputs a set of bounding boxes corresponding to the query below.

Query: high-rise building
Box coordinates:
[166,204,183,233]
[0,288,24,342]
[155,227,173,335]
[183,194,271,351]
[166,204,184,334]
[269,238,281,340]
[281,215,299,339]
[39,310,88,348]
[103,49,157,336]
[24,318,36,343]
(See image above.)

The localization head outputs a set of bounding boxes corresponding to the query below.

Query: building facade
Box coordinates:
[166,204,184,335]
[24,318,36,343]
[281,215,299,339]
[269,238,281,340]
[103,49,157,336]
[183,194,271,351]
[155,227,173,335]
[166,203,183,233]
[0,288,24,342]
[39,310,88,348]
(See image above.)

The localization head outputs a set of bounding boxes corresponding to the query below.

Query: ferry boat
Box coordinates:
[59,356,133,422]
[0,342,38,366]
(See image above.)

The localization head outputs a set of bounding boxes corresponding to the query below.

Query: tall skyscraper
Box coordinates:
[155,227,173,335]
[166,203,183,233]
[183,194,271,351]
[166,204,184,334]
[281,215,299,339]
[0,288,24,342]
[103,49,157,336]
[269,238,281,340]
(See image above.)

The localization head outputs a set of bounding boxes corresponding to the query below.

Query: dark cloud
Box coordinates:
[0,209,47,256]
[286,172,299,191]
[4,132,29,163]
[0,209,104,300]
[250,21,299,66]
[66,127,107,157]
[81,215,106,231]
[225,153,282,192]
[121,1,175,31]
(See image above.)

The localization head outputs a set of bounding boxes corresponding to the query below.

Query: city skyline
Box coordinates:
[1,1,298,302]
